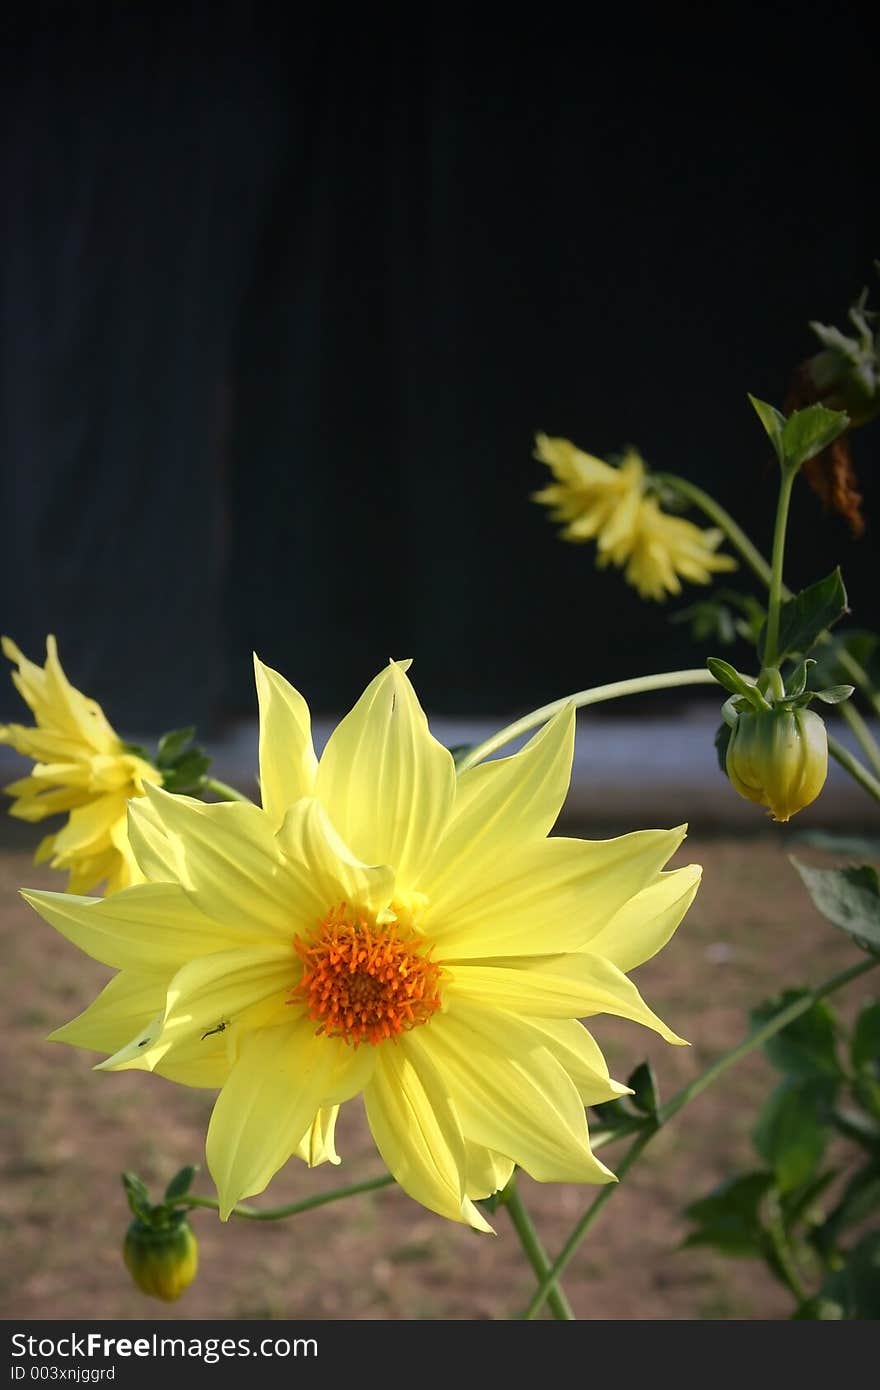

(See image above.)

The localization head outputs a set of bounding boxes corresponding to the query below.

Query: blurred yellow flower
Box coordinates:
[533,434,736,600]
[25,657,700,1231]
[1,636,161,894]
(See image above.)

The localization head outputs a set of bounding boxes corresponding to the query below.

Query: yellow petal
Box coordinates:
[586,864,701,973]
[7,784,93,819]
[424,705,574,905]
[411,1006,614,1185]
[127,797,181,882]
[158,943,296,1055]
[463,1142,515,1201]
[22,881,246,972]
[151,1034,233,1089]
[275,797,395,922]
[519,1018,630,1106]
[49,970,165,1054]
[429,826,687,957]
[293,1107,341,1167]
[137,785,305,937]
[44,635,117,752]
[363,1038,493,1232]
[207,1020,373,1218]
[253,656,318,827]
[315,662,454,890]
[518,952,688,1044]
[52,793,128,857]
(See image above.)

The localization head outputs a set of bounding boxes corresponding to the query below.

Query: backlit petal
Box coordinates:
[411,1006,614,1184]
[276,797,395,923]
[315,663,454,890]
[429,826,687,956]
[364,1038,493,1232]
[207,1021,374,1217]
[21,882,245,972]
[424,706,574,902]
[49,970,164,1054]
[587,864,701,973]
[254,656,318,826]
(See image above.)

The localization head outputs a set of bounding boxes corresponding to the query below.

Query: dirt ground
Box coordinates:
[1,829,876,1322]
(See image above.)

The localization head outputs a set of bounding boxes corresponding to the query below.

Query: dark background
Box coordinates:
[1,3,877,733]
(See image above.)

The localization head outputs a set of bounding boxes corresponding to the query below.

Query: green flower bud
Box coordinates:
[726,706,828,823]
[123,1212,198,1302]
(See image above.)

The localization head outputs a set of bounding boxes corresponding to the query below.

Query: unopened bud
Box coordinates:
[123,1212,198,1302]
[726,706,828,823]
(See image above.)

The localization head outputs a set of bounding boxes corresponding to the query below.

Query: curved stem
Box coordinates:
[653,475,773,587]
[502,1178,575,1320]
[522,953,880,1319]
[456,669,717,772]
[200,776,253,805]
[182,1172,395,1221]
[828,735,880,804]
[763,466,797,669]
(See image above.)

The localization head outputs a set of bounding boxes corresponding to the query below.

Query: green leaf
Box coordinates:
[814,1164,880,1257]
[853,1074,880,1125]
[791,858,880,954]
[813,1232,880,1319]
[160,748,212,794]
[792,1295,845,1319]
[156,726,196,767]
[784,659,813,699]
[703,656,756,700]
[121,741,150,761]
[752,1078,834,1192]
[813,684,854,704]
[626,1061,659,1117]
[682,1171,775,1257]
[750,990,842,1080]
[780,404,850,470]
[852,1002,880,1073]
[758,568,849,664]
[748,394,787,464]
[589,1097,634,1127]
[121,1171,152,1221]
[809,628,880,690]
[791,830,880,860]
[164,1164,199,1203]
[780,1167,838,1233]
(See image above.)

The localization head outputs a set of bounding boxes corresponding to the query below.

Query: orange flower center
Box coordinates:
[291,903,443,1047]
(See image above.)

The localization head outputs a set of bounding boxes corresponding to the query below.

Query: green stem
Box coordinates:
[839,702,880,779]
[835,648,880,721]
[659,472,880,721]
[456,669,717,772]
[200,776,253,805]
[182,1172,396,1221]
[653,475,773,587]
[502,1178,575,1320]
[763,465,797,669]
[828,735,880,804]
[765,1210,811,1304]
[522,954,879,1319]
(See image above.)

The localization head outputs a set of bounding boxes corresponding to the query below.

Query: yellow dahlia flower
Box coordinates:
[1,636,161,895]
[533,435,736,600]
[611,496,737,602]
[24,658,700,1230]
